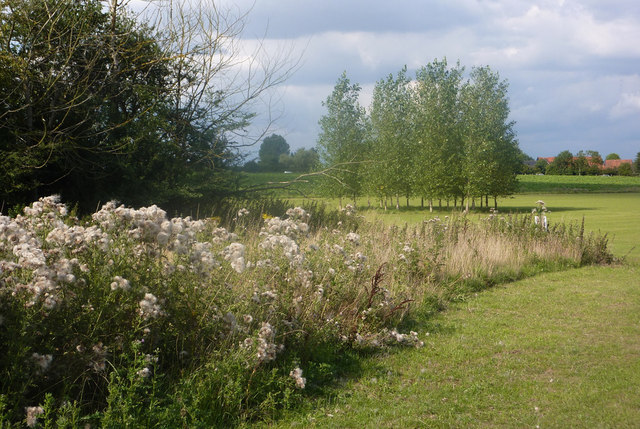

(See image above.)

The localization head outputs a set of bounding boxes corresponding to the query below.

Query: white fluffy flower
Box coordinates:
[289,367,306,389]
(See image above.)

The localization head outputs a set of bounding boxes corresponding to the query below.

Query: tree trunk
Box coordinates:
[395,194,400,210]
[406,195,409,207]
[494,196,498,210]
[429,199,433,213]
[421,197,424,208]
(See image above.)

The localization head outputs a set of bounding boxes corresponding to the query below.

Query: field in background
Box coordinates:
[240,172,640,198]
[517,174,640,193]
[240,173,640,262]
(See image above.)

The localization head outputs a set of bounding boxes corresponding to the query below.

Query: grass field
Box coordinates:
[237,173,640,428]
[517,174,640,193]
[256,265,640,428]
[239,172,640,197]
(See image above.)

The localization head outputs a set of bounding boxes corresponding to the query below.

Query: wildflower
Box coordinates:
[110,275,131,291]
[221,243,245,273]
[137,367,151,378]
[138,293,164,319]
[237,208,250,218]
[31,352,53,372]
[243,314,253,324]
[289,367,306,389]
[345,232,360,244]
[25,406,44,428]
[257,322,278,363]
[91,342,108,373]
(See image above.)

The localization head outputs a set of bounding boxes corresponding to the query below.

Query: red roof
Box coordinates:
[604,159,632,169]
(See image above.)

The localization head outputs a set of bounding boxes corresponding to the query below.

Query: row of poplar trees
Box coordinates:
[317,59,521,210]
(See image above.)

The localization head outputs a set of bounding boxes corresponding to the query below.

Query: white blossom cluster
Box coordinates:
[139,293,164,320]
[221,242,246,273]
[289,367,306,389]
[31,352,53,372]
[355,329,424,349]
[259,234,302,265]
[0,199,92,309]
[256,322,282,364]
[340,204,356,216]
[25,406,44,428]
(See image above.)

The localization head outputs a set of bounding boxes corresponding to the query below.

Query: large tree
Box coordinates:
[0,0,295,212]
[413,59,465,210]
[367,66,415,209]
[316,71,369,205]
[461,66,520,209]
[258,134,290,171]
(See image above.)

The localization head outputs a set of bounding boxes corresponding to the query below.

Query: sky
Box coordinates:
[218,0,640,160]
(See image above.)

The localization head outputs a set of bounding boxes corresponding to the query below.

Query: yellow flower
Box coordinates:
[262,213,273,220]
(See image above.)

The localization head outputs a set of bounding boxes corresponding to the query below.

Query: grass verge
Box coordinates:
[258,264,640,428]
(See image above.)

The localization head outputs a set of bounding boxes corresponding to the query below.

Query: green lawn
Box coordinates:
[517,174,640,193]
[255,265,640,428]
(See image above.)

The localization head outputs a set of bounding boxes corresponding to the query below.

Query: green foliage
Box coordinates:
[278,148,319,173]
[318,60,521,210]
[605,152,621,160]
[0,0,270,214]
[317,71,370,203]
[547,150,574,175]
[259,134,291,171]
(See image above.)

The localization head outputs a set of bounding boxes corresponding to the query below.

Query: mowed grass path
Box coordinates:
[259,265,640,428]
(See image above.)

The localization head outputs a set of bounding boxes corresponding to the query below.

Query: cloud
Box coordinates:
[216,0,640,158]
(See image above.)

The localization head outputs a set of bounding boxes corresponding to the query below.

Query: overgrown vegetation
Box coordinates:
[0,196,612,426]
[0,0,296,213]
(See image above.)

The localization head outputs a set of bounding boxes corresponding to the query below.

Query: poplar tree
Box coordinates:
[317,71,369,206]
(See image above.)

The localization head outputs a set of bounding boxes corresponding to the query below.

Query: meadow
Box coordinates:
[0,195,612,427]
[1,172,638,427]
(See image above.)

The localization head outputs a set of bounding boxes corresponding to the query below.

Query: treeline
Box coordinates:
[243,134,319,173]
[0,0,291,213]
[528,151,639,176]
[316,59,522,210]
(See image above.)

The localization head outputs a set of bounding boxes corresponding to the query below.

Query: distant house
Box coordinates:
[536,156,631,170]
[536,157,555,164]
[604,159,633,169]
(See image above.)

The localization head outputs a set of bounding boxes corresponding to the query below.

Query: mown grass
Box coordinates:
[255,264,640,428]
[239,172,640,198]
[517,174,640,193]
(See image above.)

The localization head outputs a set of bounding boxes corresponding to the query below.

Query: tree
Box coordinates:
[317,71,369,206]
[586,150,603,174]
[534,158,549,174]
[367,66,415,209]
[547,150,574,175]
[618,162,633,176]
[460,65,520,209]
[258,134,290,171]
[574,151,589,175]
[606,153,621,160]
[413,59,465,210]
[279,148,319,172]
[634,152,640,174]
[0,0,298,212]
